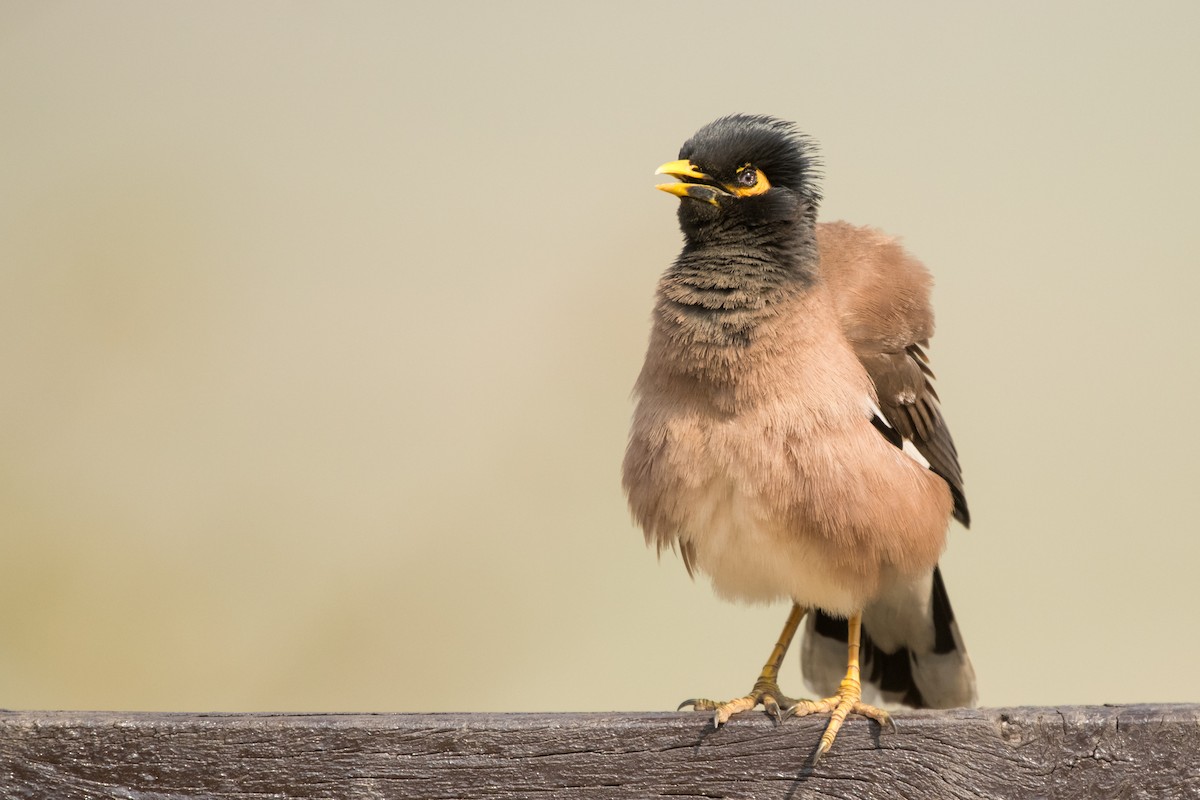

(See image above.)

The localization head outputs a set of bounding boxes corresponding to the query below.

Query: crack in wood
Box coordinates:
[0,706,1196,799]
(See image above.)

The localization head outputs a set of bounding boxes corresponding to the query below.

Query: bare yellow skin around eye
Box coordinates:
[728,165,771,197]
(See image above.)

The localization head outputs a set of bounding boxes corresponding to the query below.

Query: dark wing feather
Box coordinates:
[813,221,969,527]
[859,345,969,527]
[807,222,976,708]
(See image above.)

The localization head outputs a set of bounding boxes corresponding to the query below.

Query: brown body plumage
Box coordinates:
[623,116,975,738]
[624,221,952,616]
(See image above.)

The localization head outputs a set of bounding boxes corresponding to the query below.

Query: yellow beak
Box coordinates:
[654,159,726,206]
[654,159,710,181]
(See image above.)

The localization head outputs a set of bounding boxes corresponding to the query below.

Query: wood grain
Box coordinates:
[1,706,1197,799]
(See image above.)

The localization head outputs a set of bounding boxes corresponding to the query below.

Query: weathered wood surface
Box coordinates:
[1,706,1197,799]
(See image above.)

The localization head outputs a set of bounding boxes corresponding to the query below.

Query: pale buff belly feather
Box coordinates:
[625,286,952,616]
[634,407,951,616]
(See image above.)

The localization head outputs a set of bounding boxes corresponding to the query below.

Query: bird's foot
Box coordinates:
[678,676,799,726]
[790,676,894,764]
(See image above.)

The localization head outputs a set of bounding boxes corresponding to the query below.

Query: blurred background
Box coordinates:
[2,2,1198,713]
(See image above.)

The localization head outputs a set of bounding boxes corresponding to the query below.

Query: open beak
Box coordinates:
[655,159,730,206]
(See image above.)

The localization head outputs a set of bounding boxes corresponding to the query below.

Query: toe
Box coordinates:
[678,698,718,711]
[852,702,892,728]
[713,696,757,725]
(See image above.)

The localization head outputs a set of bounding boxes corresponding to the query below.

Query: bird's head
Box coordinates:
[656,114,822,241]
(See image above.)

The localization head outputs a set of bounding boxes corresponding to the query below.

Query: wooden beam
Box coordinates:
[1,705,1196,798]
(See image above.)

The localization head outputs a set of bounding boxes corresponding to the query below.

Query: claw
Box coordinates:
[679,697,720,712]
[676,606,808,733]
[811,738,832,767]
[678,686,793,728]
[764,696,797,725]
[674,607,899,764]
[792,686,893,762]
[763,697,781,722]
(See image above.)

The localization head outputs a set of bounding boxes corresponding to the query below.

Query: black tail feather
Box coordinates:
[802,566,976,709]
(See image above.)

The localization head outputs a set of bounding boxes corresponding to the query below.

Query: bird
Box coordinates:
[622,114,976,763]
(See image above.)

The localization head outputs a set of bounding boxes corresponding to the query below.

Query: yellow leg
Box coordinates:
[790,611,893,763]
[679,603,806,725]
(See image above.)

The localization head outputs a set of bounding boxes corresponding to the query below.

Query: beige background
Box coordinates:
[2,2,1198,713]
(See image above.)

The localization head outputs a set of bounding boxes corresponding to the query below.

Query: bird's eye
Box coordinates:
[728,166,771,197]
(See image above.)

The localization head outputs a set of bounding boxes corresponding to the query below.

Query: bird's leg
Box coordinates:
[789,611,894,763]
[679,603,806,725]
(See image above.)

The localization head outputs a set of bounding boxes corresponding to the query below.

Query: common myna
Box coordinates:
[623,114,976,762]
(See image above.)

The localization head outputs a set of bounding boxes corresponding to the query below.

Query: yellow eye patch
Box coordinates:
[728,165,771,197]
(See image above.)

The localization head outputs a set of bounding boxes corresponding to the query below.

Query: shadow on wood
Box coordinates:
[1,705,1196,798]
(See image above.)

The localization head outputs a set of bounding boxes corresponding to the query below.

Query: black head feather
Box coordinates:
[668,115,823,245]
[679,114,822,206]
[655,115,826,340]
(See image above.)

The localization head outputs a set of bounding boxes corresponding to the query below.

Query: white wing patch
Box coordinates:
[866,395,930,470]
[867,397,891,426]
[902,438,931,469]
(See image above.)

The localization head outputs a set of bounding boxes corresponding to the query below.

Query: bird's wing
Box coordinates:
[859,347,968,525]
[816,221,969,526]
